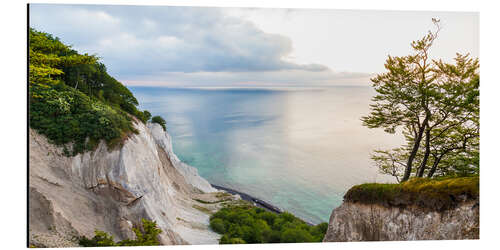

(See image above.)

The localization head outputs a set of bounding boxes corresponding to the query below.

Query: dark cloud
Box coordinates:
[29,4,328,78]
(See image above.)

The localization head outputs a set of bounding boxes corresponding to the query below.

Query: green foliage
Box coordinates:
[210,206,328,244]
[361,20,479,181]
[210,218,226,233]
[79,230,116,247]
[151,116,167,131]
[29,28,156,155]
[30,83,136,155]
[29,28,97,87]
[281,228,314,243]
[344,176,479,210]
[79,219,162,247]
[220,236,246,244]
[143,110,152,122]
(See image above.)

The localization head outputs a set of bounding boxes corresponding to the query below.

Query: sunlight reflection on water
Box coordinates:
[131,86,403,224]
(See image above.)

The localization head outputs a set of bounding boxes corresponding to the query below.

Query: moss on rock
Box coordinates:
[343,176,479,210]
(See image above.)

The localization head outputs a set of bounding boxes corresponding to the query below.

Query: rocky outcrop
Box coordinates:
[29,121,233,247]
[147,123,215,193]
[323,200,479,242]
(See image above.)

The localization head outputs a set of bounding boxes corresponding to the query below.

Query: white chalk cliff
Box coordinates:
[29,120,232,247]
[323,201,479,242]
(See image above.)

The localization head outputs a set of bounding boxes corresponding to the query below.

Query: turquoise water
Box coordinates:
[130,86,402,224]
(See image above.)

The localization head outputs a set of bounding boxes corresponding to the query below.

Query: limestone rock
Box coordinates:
[29,121,231,247]
[323,201,479,242]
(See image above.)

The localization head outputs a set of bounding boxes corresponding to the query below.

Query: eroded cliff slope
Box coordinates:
[323,178,479,242]
[29,121,233,247]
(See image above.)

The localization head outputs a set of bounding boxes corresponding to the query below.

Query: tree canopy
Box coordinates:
[29,28,161,155]
[79,219,162,247]
[210,205,328,244]
[151,116,167,131]
[361,20,479,182]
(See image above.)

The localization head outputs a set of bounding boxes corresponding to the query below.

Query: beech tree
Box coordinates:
[362,19,479,182]
[425,59,479,177]
[362,19,441,182]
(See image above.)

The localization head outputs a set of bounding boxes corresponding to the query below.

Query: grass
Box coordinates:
[193,198,231,204]
[221,199,254,209]
[344,176,479,210]
[192,204,213,214]
[215,192,232,199]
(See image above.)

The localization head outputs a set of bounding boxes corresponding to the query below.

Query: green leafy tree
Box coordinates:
[79,219,162,247]
[29,28,97,87]
[118,219,163,246]
[79,230,116,247]
[424,56,479,177]
[209,205,327,244]
[362,19,442,182]
[143,110,152,122]
[151,116,167,131]
[29,28,152,155]
[210,218,226,233]
[281,228,314,243]
[220,235,246,244]
[362,19,479,181]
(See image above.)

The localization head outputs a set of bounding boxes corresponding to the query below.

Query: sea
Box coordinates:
[130,86,403,224]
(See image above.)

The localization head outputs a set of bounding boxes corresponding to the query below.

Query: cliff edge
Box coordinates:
[323,177,479,242]
[29,121,236,247]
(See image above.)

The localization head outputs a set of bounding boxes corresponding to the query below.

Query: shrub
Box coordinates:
[79,219,162,247]
[220,236,246,244]
[210,218,226,233]
[79,230,116,247]
[151,116,167,131]
[29,28,149,155]
[29,83,136,155]
[209,205,327,244]
[281,228,313,243]
[143,110,152,122]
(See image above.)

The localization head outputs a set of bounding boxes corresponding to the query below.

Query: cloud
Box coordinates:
[30,4,329,78]
[122,70,372,87]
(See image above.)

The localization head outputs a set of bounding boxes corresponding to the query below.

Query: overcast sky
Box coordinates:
[29,4,478,87]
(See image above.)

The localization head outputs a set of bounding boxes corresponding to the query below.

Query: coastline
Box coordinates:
[211,184,314,226]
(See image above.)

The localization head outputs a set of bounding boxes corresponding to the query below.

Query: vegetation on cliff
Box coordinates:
[361,19,479,182]
[29,28,165,155]
[79,219,162,247]
[209,203,328,244]
[344,176,478,210]
[151,115,167,131]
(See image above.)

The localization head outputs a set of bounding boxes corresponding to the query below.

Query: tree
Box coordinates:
[29,28,151,155]
[79,230,116,247]
[363,19,479,182]
[424,56,479,177]
[370,148,408,183]
[125,218,162,246]
[210,218,226,233]
[29,28,97,87]
[79,219,162,247]
[143,110,152,122]
[151,116,167,131]
[362,19,442,182]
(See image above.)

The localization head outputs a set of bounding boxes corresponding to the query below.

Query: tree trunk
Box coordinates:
[417,128,431,177]
[427,154,444,178]
[402,117,428,182]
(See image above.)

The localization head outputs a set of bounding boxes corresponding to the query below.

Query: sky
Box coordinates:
[29,4,479,87]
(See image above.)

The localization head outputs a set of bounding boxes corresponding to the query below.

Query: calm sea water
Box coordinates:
[130,86,403,224]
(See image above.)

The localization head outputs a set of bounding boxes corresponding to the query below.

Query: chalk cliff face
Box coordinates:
[323,201,479,242]
[29,121,230,247]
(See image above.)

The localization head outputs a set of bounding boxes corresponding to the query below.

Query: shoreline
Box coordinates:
[211,184,314,226]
